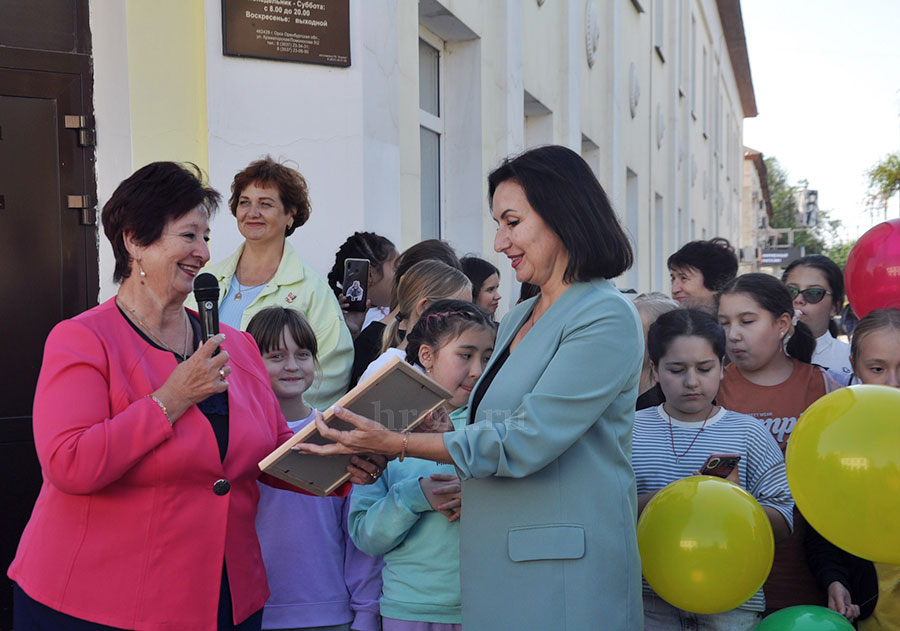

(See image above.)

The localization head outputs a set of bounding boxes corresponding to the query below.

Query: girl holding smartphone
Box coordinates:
[632,308,793,630]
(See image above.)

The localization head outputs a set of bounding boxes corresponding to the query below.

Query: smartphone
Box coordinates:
[699,453,741,478]
[342,258,369,312]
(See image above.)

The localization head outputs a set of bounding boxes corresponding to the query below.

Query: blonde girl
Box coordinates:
[358,260,471,382]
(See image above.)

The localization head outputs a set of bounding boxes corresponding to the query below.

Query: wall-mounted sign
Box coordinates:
[222,0,350,67]
[760,247,804,267]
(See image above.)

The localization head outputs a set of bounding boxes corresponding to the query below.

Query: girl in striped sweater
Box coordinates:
[632,308,793,631]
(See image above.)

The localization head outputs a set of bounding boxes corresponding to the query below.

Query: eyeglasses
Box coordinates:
[787,286,832,304]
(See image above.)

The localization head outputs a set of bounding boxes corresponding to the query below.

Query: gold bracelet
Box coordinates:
[399,431,410,462]
[147,394,171,425]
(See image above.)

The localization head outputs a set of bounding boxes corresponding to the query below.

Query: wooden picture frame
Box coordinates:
[259,356,451,496]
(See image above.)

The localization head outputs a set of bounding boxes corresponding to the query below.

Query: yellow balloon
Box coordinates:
[637,476,774,614]
[786,384,900,564]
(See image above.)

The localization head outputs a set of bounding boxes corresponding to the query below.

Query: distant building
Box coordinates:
[740,147,773,272]
[795,187,820,228]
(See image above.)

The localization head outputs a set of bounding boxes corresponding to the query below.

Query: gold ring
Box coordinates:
[219,368,226,380]
[369,470,379,480]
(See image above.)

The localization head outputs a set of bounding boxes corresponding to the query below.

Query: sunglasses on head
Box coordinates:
[787,286,831,304]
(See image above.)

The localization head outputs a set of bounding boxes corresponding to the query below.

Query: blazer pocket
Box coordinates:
[507,524,585,562]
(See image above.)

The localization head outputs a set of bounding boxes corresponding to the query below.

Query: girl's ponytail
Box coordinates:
[785,320,816,363]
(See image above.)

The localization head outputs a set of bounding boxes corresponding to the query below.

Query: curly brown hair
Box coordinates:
[229,156,310,237]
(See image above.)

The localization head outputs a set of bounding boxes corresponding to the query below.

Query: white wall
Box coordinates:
[89,1,134,301]
[203,0,373,278]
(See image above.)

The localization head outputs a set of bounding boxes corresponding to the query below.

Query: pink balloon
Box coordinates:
[845,219,900,318]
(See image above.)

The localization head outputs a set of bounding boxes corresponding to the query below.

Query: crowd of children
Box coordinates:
[241,231,895,631]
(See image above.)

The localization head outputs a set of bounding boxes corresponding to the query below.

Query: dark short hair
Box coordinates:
[667,238,738,292]
[718,273,816,363]
[391,239,461,308]
[405,299,497,368]
[460,256,500,300]
[102,162,221,283]
[229,156,310,237]
[781,254,845,336]
[327,231,397,298]
[247,306,319,360]
[487,145,633,282]
[518,282,541,303]
[648,308,725,365]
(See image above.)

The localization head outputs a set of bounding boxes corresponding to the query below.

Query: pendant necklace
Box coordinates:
[117,296,192,359]
[665,404,717,463]
[233,266,273,301]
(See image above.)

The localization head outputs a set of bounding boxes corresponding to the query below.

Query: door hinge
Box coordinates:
[64,114,96,147]
[67,194,96,226]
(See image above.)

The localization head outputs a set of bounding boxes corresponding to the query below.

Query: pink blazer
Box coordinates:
[8,298,324,630]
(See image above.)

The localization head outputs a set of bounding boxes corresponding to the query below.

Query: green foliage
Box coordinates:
[826,239,857,271]
[866,151,900,208]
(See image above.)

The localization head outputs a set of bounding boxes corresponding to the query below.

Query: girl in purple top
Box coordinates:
[248,307,383,631]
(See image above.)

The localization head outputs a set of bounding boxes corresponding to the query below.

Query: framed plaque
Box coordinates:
[222,0,350,67]
[259,356,451,496]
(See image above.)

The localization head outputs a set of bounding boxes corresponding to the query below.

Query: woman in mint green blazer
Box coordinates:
[301,145,644,630]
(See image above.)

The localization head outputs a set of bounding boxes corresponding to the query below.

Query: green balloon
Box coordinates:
[756,606,855,631]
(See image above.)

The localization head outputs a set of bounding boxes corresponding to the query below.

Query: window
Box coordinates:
[582,134,600,178]
[524,91,553,149]
[676,207,683,251]
[654,0,665,61]
[676,0,684,96]
[690,15,696,118]
[702,45,708,137]
[625,168,639,290]
[654,194,664,290]
[419,37,443,239]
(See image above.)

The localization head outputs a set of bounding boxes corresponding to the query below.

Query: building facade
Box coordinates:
[88,0,756,306]
[739,147,773,273]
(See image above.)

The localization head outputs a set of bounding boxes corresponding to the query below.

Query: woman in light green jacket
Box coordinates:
[300,145,644,630]
[202,157,353,410]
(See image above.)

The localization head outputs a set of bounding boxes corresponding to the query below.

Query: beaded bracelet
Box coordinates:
[147,394,172,424]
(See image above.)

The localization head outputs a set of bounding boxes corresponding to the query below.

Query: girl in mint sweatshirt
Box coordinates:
[349,300,497,631]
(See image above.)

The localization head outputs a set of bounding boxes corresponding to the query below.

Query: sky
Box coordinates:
[741,0,900,243]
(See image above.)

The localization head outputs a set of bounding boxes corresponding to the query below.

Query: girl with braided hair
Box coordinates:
[348,299,497,631]
[328,232,398,338]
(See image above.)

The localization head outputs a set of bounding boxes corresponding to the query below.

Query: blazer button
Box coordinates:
[213,479,231,496]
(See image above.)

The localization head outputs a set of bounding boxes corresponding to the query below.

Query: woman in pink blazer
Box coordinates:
[7,163,383,631]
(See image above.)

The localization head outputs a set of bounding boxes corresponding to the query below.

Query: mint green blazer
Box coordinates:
[443,279,644,630]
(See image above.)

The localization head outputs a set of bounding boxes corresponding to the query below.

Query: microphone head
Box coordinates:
[193,272,220,302]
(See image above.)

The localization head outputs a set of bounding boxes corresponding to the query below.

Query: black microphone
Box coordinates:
[193,272,220,354]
